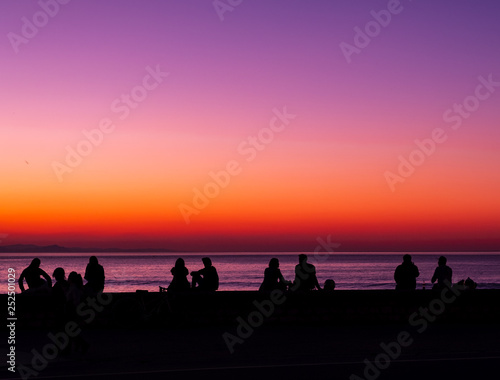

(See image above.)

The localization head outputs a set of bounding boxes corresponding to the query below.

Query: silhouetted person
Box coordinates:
[52,267,69,304]
[323,279,336,292]
[456,277,477,290]
[191,257,219,291]
[51,267,69,328]
[463,277,477,290]
[292,254,321,291]
[18,258,52,293]
[168,258,190,291]
[84,256,105,296]
[394,254,420,290]
[259,258,290,292]
[65,271,89,353]
[66,271,84,307]
[431,256,452,290]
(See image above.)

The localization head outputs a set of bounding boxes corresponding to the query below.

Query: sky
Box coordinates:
[1,0,499,252]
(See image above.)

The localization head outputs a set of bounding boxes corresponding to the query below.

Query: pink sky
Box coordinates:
[1,0,499,251]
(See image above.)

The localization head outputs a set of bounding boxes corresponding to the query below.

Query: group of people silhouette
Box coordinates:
[166,257,220,291]
[170,254,465,292]
[166,254,333,293]
[19,256,105,297]
[259,254,331,292]
[18,254,470,295]
[394,254,456,291]
[18,256,105,354]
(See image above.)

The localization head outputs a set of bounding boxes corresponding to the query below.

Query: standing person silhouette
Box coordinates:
[394,254,420,290]
[431,256,452,290]
[191,257,219,291]
[292,254,321,291]
[168,258,191,291]
[84,256,105,296]
[18,258,52,293]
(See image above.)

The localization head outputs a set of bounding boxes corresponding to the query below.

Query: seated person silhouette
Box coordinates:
[259,258,290,292]
[292,254,321,291]
[66,271,84,310]
[457,277,477,290]
[323,279,336,292]
[65,271,89,353]
[84,256,105,296]
[431,256,452,290]
[168,258,191,291]
[52,267,69,327]
[394,254,420,290]
[52,267,69,304]
[190,257,219,291]
[18,258,52,293]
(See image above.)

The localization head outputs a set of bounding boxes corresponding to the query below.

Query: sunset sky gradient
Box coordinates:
[1,0,499,251]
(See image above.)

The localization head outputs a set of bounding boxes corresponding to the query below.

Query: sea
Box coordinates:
[2,252,500,293]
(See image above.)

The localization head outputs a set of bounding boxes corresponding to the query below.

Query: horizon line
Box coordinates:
[2,251,500,257]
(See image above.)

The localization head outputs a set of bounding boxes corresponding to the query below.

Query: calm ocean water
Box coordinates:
[2,252,500,293]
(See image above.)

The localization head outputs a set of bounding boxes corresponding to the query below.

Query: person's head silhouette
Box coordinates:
[324,279,335,291]
[403,254,412,263]
[89,256,99,265]
[298,254,307,263]
[269,258,279,269]
[53,267,65,281]
[30,258,41,268]
[175,258,186,269]
[68,271,83,287]
[202,257,212,268]
[438,256,447,266]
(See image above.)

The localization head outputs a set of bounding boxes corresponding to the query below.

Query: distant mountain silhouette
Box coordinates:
[0,244,177,253]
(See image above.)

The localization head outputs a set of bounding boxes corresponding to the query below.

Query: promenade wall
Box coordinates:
[5,289,500,329]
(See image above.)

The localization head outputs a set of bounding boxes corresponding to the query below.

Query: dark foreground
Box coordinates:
[2,289,500,380]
